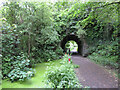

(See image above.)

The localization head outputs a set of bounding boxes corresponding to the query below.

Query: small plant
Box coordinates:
[60,54,72,64]
[73,64,80,68]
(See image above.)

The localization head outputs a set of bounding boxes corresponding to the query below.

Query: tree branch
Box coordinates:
[94,2,120,10]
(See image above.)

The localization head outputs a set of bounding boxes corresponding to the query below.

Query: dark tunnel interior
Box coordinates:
[61,35,83,55]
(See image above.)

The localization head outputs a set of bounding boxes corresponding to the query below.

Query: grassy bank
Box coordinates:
[2,59,61,88]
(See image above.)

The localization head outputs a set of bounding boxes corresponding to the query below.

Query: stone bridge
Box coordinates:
[60,34,88,57]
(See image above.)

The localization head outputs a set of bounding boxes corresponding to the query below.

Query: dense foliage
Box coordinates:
[1,1,63,81]
[45,54,81,88]
[2,2,63,62]
[88,40,119,69]
[53,1,119,70]
[1,0,119,82]
[2,22,34,81]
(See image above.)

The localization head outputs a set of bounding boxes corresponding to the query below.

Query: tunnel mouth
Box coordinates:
[61,35,82,55]
[65,40,78,55]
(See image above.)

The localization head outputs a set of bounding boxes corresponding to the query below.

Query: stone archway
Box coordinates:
[60,34,88,56]
[61,34,83,55]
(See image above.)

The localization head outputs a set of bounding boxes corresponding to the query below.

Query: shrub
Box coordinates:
[38,49,60,63]
[55,46,64,56]
[2,57,13,79]
[60,54,72,64]
[45,64,80,88]
[3,54,35,82]
[44,55,80,88]
[88,40,119,69]
[88,54,119,69]
[8,67,34,82]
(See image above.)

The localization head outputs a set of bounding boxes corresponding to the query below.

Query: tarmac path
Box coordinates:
[72,55,118,88]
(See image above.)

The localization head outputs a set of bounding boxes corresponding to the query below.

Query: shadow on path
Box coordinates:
[72,55,118,88]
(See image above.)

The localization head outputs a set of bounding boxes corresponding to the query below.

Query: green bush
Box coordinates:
[44,55,80,88]
[3,54,35,82]
[37,49,60,62]
[60,54,72,64]
[8,67,34,82]
[88,54,119,69]
[55,46,64,56]
[88,40,119,69]
[45,64,80,88]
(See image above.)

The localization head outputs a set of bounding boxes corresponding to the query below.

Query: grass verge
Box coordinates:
[2,59,61,88]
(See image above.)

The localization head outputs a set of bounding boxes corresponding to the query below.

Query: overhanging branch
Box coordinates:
[94,2,120,10]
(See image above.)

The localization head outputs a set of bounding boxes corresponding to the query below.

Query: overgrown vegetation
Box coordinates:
[2,22,35,81]
[88,40,119,69]
[44,54,81,88]
[53,1,119,70]
[1,0,119,85]
[2,59,62,88]
[1,1,63,81]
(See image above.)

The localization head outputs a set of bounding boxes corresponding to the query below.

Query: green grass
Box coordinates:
[2,59,62,88]
[0,85,1,90]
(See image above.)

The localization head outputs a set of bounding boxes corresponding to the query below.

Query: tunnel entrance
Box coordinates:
[61,35,83,55]
[65,40,78,54]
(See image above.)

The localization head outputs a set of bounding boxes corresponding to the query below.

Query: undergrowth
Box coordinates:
[44,54,84,88]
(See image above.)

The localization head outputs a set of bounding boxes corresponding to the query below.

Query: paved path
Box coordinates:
[72,55,118,88]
